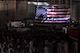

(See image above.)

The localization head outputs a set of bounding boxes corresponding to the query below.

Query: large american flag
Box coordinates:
[43,6,70,23]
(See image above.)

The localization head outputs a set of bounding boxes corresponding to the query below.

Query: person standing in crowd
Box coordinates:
[62,26,68,34]
[2,42,7,53]
[44,40,49,53]
[23,39,29,53]
[7,41,14,53]
[16,39,22,53]
[0,43,2,53]
[29,40,34,53]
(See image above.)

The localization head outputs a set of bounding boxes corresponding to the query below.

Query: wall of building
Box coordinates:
[76,3,80,22]
[71,4,77,21]
[0,1,16,28]
[16,1,28,20]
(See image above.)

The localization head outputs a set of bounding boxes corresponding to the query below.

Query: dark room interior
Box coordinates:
[0,0,79,53]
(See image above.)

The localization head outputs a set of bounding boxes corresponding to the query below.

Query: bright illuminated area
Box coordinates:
[28,1,49,6]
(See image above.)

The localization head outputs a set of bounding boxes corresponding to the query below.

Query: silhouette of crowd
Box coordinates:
[0,21,79,53]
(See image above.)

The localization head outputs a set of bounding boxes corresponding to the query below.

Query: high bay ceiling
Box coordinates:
[15,0,80,4]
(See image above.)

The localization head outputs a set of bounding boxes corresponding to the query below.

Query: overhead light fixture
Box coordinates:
[28,2,49,6]
[44,2,49,6]
[28,2,32,4]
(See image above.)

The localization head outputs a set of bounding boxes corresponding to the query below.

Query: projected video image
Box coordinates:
[35,5,70,23]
